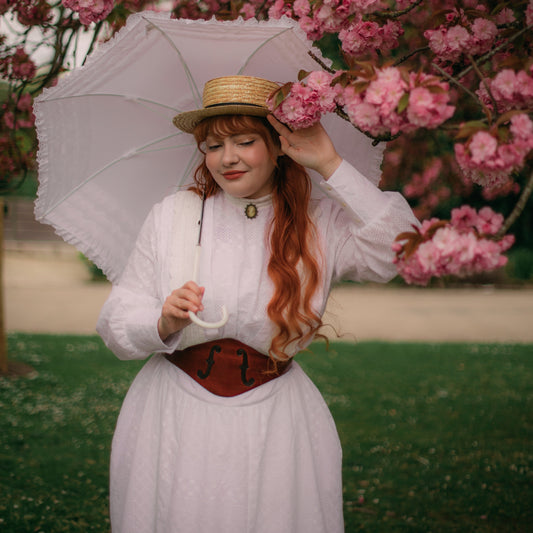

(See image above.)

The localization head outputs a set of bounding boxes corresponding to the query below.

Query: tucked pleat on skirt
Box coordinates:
[110,354,344,533]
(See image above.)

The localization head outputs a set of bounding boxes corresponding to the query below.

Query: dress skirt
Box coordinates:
[110,354,344,533]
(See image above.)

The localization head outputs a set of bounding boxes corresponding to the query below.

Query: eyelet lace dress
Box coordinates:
[97,160,419,533]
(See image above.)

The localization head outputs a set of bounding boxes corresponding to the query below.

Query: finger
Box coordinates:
[278,135,293,157]
[267,113,293,137]
[173,285,205,304]
[181,280,204,296]
[164,298,199,319]
[167,290,204,313]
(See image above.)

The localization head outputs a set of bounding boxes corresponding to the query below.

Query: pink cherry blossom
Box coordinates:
[339,18,402,57]
[394,207,514,285]
[347,101,381,134]
[239,3,256,19]
[62,0,114,25]
[491,69,517,100]
[0,47,36,81]
[494,7,515,24]
[366,67,407,114]
[468,131,498,164]
[425,15,499,62]
[15,0,52,26]
[268,77,329,129]
[297,15,323,41]
[469,18,498,55]
[407,87,454,128]
[293,0,311,17]
[446,25,470,53]
[477,69,533,112]
[510,113,533,140]
[527,0,533,26]
[455,114,533,190]
[339,67,455,136]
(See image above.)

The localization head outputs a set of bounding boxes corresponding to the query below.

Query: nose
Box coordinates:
[222,141,239,166]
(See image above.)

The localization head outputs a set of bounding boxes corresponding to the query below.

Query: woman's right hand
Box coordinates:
[157,281,205,341]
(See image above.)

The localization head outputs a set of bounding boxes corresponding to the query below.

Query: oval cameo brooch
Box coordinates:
[244,203,258,220]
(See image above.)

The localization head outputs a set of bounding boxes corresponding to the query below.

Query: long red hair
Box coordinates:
[192,115,323,361]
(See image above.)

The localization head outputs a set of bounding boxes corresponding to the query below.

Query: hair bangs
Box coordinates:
[194,115,279,152]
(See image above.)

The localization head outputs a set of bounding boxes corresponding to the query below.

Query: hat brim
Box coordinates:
[173,104,270,133]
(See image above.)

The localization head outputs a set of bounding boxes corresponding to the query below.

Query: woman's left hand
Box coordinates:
[267,115,342,179]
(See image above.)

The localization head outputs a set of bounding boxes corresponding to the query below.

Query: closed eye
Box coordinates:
[206,143,222,151]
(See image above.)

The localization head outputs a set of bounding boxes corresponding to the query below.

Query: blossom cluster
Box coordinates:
[172,0,273,21]
[6,0,53,26]
[2,93,34,131]
[0,91,35,178]
[268,0,403,57]
[62,0,114,25]
[402,157,452,219]
[344,68,455,136]
[267,71,340,129]
[269,66,456,136]
[0,47,36,81]
[424,8,498,62]
[393,206,515,286]
[476,68,533,114]
[454,113,533,190]
[339,19,403,57]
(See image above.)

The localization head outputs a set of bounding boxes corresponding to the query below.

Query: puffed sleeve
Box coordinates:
[317,159,419,284]
[96,200,181,360]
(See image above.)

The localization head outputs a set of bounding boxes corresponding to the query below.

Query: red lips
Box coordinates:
[223,171,246,180]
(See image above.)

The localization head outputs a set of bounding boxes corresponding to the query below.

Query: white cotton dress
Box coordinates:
[96,160,419,533]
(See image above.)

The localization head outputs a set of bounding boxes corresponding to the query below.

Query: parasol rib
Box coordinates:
[177,147,202,188]
[238,28,292,77]
[40,133,192,218]
[143,17,202,107]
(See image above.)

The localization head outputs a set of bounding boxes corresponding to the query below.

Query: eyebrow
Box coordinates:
[206,133,258,141]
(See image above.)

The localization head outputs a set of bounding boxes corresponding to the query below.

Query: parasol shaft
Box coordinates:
[189,194,229,329]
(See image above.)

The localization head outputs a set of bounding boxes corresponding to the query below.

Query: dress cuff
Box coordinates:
[317,159,389,224]
[128,307,181,355]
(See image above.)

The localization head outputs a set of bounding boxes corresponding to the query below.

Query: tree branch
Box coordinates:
[431,61,490,117]
[307,50,336,74]
[496,168,533,239]
[455,24,533,81]
[393,46,430,67]
[372,0,425,19]
[466,54,497,124]
[82,20,104,66]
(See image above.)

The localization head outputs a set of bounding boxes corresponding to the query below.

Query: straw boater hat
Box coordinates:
[173,75,280,133]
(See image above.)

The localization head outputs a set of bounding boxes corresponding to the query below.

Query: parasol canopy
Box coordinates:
[34,12,384,283]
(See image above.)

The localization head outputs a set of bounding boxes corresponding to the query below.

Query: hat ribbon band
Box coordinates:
[205,102,265,109]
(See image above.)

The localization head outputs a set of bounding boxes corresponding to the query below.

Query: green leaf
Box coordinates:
[298,70,310,82]
[397,92,410,114]
[455,120,489,140]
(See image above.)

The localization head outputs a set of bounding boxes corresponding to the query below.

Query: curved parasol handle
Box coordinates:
[189,245,229,329]
[189,304,229,329]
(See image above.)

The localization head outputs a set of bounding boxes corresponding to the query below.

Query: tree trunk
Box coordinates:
[0,197,8,374]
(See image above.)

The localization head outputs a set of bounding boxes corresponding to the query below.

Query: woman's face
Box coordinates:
[204,131,279,199]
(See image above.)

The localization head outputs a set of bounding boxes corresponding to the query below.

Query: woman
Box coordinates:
[97,75,419,532]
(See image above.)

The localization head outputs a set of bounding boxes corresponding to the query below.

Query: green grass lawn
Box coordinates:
[0,334,531,532]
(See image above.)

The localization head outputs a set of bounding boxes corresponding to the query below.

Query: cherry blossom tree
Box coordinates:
[1,0,532,291]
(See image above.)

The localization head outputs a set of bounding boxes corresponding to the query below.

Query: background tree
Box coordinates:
[1,0,532,371]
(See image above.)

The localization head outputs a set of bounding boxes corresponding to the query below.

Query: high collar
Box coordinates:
[223,191,273,218]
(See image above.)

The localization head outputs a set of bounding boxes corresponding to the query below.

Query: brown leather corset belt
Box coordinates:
[165,338,292,397]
